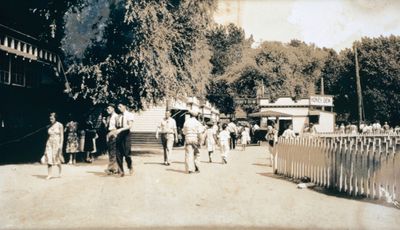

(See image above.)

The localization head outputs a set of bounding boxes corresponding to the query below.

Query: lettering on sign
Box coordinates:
[309,96,333,106]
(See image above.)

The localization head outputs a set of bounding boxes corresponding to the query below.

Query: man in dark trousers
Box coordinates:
[227,118,238,150]
[104,104,119,175]
[115,103,134,177]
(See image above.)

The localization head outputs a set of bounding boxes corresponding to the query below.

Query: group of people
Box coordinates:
[42,102,134,179]
[43,105,274,178]
[337,121,400,135]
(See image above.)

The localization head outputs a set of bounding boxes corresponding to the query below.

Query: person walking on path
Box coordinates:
[156,110,178,166]
[203,121,217,163]
[182,111,202,173]
[115,103,134,177]
[43,112,64,180]
[65,115,79,165]
[265,125,278,167]
[227,118,238,150]
[218,123,231,164]
[240,125,250,151]
[104,104,119,175]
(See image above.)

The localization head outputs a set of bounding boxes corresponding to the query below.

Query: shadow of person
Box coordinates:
[143,162,165,165]
[171,161,185,164]
[86,171,109,177]
[252,163,269,167]
[32,175,48,180]
[166,169,187,174]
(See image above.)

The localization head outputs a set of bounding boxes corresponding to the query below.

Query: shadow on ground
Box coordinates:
[257,172,399,210]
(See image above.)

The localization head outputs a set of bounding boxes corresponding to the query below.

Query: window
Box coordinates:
[0,53,10,84]
[309,115,319,124]
[11,58,25,86]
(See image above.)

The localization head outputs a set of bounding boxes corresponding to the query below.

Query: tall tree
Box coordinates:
[62,0,216,110]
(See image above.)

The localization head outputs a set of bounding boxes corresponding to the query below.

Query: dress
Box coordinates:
[44,122,64,165]
[241,128,250,144]
[65,121,79,153]
[205,128,216,152]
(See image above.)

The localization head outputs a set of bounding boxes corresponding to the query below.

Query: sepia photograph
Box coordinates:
[0,0,399,229]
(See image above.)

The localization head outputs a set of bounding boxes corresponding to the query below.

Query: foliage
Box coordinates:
[62,0,216,110]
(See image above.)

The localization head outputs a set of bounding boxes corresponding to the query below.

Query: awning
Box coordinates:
[248,111,292,118]
[308,110,321,116]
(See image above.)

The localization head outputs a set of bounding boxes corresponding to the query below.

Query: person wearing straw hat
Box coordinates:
[182,110,202,173]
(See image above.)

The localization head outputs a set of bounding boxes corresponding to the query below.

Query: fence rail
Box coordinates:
[274,135,400,202]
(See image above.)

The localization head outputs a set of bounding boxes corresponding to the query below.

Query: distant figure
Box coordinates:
[65,116,79,165]
[372,120,381,133]
[203,121,217,162]
[156,111,178,166]
[183,111,202,173]
[282,125,296,139]
[83,119,97,163]
[218,123,231,164]
[339,123,345,134]
[349,123,358,134]
[227,118,238,150]
[240,125,251,151]
[43,113,64,180]
[265,125,278,166]
[383,122,390,133]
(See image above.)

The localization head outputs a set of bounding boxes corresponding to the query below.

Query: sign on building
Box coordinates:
[309,96,333,107]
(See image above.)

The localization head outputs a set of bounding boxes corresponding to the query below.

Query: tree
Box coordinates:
[62,0,216,110]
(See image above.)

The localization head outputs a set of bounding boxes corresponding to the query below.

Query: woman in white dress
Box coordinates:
[43,113,64,180]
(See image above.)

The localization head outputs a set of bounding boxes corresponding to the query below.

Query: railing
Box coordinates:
[274,135,400,202]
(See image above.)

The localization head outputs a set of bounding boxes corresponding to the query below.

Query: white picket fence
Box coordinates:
[273,135,400,201]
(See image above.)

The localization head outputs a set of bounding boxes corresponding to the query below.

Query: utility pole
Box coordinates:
[354,43,364,127]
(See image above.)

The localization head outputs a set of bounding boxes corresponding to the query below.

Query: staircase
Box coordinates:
[130,105,166,150]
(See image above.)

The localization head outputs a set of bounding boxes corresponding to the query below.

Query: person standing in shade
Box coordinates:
[218,123,230,164]
[115,103,134,177]
[227,118,238,150]
[156,111,178,166]
[182,111,202,173]
[43,113,64,180]
[65,115,79,165]
[240,125,250,151]
[265,125,278,167]
[104,104,119,175]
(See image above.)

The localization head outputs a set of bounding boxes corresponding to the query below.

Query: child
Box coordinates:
[240,126,250,151]
[204,121,217,162]
[218,123,231,164]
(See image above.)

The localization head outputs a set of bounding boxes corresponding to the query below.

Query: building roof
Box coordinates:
[248,110,292,117]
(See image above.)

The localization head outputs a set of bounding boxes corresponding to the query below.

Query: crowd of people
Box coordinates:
[40,106,262,179]
[335,121,400,135]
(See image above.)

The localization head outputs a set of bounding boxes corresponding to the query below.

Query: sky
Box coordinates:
[214,0,400,51]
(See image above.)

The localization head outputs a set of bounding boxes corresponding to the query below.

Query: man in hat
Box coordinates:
[156,110,178,166]
[182,110,202,173]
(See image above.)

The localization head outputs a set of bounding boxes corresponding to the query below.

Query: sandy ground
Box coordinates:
[0,144,399,229]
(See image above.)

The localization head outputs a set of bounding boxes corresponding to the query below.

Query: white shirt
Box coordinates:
[218,130,230,142]
[183,117,202,139]
[119,110,134,129]
[108,112,119,131]
[282,129,296,139]
[227,122,237,134]
[158,117,177,134]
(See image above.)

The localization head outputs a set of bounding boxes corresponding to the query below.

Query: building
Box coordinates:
[250,95,335,135]
[130,97,220,149]
[0,24,65,163]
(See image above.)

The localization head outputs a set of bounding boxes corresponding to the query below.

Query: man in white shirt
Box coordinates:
[115,103,134,177]
[104,104,119,175]
[227,119,238,150]
[156,111,178,166]
[182,111,202,173]
[281,125,296,139]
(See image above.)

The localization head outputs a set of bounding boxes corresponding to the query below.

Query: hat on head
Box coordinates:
[189,110,198,117]
[206,121,214,126]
